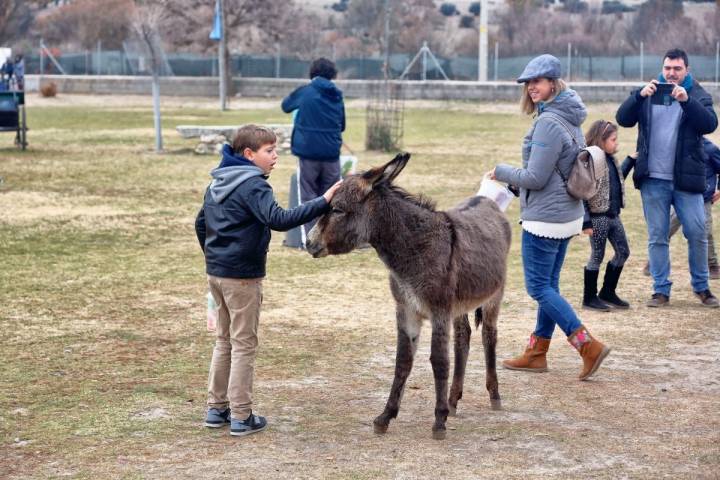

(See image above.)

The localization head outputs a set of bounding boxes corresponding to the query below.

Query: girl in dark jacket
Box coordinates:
[581,120,634,311]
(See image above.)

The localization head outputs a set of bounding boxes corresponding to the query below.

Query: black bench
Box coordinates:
[0,90,27,150]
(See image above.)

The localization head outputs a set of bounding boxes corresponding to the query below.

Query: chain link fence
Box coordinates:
[24,49,720,83]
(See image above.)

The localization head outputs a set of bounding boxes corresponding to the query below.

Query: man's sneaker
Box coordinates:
[230,412,267,437]
[204,407,231,428]
[646,293,669,308]
[694,289,720,308]
[709,265,720,280]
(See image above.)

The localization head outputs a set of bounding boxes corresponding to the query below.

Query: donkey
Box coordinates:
[306,153,511,440]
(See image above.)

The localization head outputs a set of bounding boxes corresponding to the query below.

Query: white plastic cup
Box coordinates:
[477,176,514,212]
[206,292,218,332]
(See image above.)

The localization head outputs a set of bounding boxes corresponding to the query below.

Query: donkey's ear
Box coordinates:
[362,152,411,188]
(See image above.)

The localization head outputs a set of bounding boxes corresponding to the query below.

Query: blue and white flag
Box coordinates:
[209,0,222,41]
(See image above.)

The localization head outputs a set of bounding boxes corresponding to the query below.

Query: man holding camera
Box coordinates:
[616,48,719,308]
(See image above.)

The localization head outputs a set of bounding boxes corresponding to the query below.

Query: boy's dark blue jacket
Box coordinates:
[195,145,330,279]
[281,77,345,161]
[702,138,720,202]
[615,74,718,193]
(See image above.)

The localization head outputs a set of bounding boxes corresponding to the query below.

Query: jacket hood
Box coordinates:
[218,143,255,169]
[311,76,343,101]
[538,89,587,127]
[209,158,264,203]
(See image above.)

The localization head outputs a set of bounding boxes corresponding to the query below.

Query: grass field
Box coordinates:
[1,94,719,479]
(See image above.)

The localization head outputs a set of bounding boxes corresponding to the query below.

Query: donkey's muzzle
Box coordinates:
[306,240,328,258]
[305,226,328,258]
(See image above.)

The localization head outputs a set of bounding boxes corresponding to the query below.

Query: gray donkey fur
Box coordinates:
[306,153,511,439]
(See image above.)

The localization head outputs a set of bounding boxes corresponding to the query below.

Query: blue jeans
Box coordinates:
[640,178,709,296]
[521,230,582,339]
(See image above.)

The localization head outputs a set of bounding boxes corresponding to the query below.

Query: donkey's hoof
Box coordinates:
[490,399,503,411]
[373,422,388,434]
[448,405,457,417]
[432,428,447,440]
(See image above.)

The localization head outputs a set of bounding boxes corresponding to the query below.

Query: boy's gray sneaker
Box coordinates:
[230,412,267,437]
[205,407,231,428]
[694,289,719,308]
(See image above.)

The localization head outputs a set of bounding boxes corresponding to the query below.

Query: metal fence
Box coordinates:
[25,49,720,83]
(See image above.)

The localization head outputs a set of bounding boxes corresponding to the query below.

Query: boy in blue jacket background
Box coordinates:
[281,57,346,236]
[195,125,340,436]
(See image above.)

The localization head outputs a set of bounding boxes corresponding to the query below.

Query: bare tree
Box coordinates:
[132,4,166,153]
[36,0,135,50]
[0,1,32,44]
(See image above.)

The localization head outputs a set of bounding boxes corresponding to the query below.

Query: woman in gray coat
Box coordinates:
[489,54,611,381]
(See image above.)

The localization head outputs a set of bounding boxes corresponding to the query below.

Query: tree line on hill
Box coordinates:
[1,0,718,60]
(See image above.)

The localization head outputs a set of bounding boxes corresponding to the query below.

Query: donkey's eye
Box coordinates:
[332,208,345,215]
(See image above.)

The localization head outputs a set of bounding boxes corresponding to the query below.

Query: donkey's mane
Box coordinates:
[382,184,437,212]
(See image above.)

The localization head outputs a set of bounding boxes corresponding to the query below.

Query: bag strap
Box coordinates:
[541,112,584,147]
[537,111,586,182]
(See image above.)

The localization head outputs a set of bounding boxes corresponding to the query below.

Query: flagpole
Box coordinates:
[218,0,227,111]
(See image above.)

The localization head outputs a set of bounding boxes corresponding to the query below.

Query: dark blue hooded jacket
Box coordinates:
[195,144,329,278]
[616,74,718,193]
[702,138,720,203]
[281,77,345,161]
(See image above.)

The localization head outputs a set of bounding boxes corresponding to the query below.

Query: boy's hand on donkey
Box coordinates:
[323,180,343,203]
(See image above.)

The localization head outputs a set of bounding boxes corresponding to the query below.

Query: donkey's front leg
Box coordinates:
[373,306,421,434]
[430,314,451,440]
[448,314,471,417]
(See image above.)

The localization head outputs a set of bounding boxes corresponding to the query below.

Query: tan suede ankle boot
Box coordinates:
[568,326,611,381]
[502,334,550,372]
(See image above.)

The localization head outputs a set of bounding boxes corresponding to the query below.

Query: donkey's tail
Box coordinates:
[474,307,483,330]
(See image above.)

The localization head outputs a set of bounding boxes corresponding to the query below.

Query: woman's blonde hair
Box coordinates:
[519,78,567,115]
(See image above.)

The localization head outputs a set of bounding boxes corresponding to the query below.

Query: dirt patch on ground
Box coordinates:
[0,191,132,223]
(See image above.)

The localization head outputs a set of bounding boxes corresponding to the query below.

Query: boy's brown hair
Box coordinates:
[584,120,617,149]
[232,125,277,154]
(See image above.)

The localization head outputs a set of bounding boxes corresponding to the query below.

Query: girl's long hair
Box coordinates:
[585,119,618,148]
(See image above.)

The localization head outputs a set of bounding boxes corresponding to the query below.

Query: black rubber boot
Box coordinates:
[598,263,630,309]
[583,268,611,311]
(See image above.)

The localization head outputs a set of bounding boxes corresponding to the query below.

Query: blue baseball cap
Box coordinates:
[517,54,562,84]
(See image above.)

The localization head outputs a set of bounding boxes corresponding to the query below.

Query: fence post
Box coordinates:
[39,39,44,83]
[493,42,499,82]
[422,41,427,81]
[275,43,280,79]
[640,42,644,81]
[478,0,488,82]
[96,40,102,75]
[566,43,571,82]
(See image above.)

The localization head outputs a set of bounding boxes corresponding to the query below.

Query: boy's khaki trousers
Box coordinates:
[206,275,263,420]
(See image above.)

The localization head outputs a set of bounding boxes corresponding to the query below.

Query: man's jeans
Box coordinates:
[640,178,709,296]
[522,230,582,339]
[668,201,718,268]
